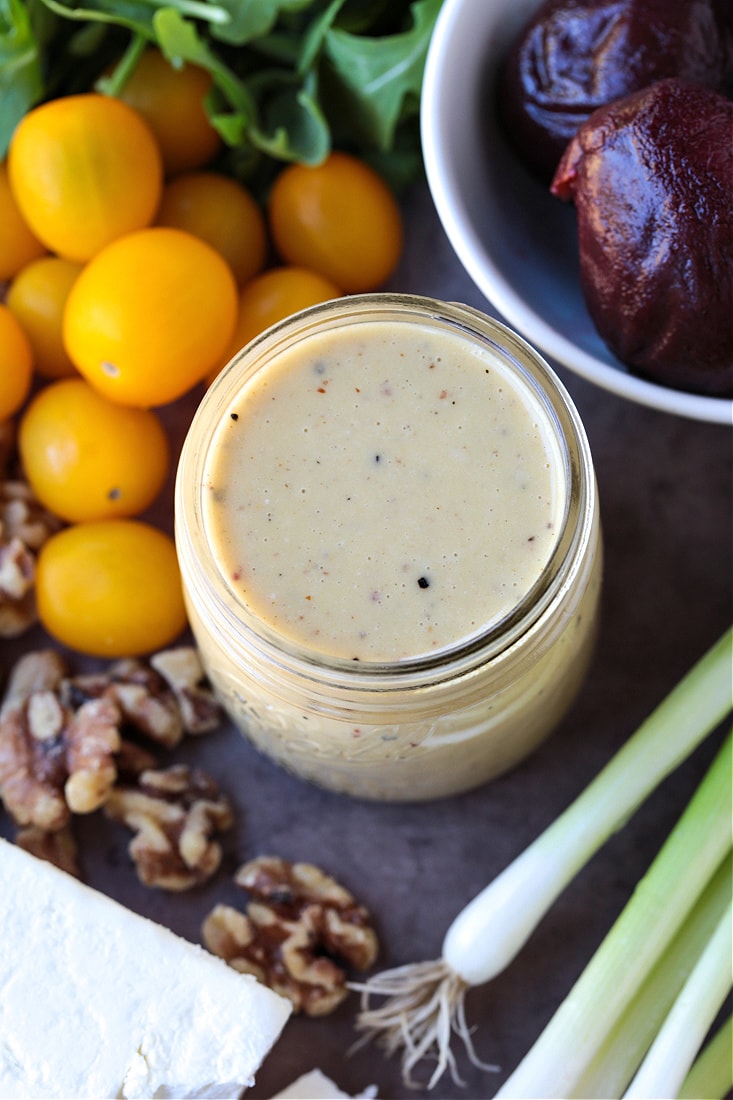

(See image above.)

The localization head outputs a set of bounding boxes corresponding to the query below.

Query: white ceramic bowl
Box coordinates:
[420,0,733,425]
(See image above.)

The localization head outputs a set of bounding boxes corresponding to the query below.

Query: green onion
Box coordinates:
[623,898,732,1099]
[495,728,732,1097]
[353,627,732,1089]
[569,857,732,1098]
[679,1013,733,1100]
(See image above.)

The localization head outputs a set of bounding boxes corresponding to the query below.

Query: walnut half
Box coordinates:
[0,479,63,637]
[203,856,379,1016]
[67,648,222,749]
[104,764,233,891]
[0,650,121,831]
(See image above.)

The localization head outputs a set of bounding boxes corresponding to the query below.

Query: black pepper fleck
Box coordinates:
[230,412,239,421]
[417,576,430,589]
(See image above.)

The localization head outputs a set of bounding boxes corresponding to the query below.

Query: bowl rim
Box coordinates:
[420,0,733,426]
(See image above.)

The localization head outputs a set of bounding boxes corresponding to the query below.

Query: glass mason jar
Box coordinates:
[175,294,602,801]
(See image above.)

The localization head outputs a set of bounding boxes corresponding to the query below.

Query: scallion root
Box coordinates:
[350,958,498,1089]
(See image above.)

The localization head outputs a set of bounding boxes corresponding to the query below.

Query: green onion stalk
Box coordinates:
[353,627,733,1091]
[568,858,731,1098]
[496,727,732,1097]
[679,1013,733,1100]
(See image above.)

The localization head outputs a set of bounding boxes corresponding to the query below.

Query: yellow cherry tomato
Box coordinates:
[36,519,188,657]
[0,304,34,420]
[207,266,342,386]
[0,160,46,280]
[115,48,221,176]
[156,171,268,286]
[7,255,83,379]
[8,93,163,262]
[234,265,342,343]
[268,152,403,292]
[18,378,170,523]
[63,227,238,407]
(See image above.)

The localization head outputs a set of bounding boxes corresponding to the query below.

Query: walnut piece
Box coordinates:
[202,856,379,1016]
[0,651,121,830]
[66,648,222,748]
[115,738,159,779]
[15,823,80,877]
[0,480,60,551]
[67,661,185,749]
[0,479,62,637]
[104,764,233,891]
[0,646,222,833]
[150,648,222,734]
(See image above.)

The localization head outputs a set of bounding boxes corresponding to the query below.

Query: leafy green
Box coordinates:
[0,0,44,151]
[0,0,443,194]
[210,0,312,47]
[322,0,442,152]
[152,6,331,167]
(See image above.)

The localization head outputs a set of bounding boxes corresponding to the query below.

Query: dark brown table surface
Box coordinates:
[2,181,731,1100]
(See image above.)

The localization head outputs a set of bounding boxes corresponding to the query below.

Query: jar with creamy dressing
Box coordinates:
[175,294,602,801]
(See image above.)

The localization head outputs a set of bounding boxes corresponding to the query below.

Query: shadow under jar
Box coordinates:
[175,294,602,801]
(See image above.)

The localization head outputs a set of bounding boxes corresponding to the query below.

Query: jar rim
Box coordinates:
[175,293,596,689]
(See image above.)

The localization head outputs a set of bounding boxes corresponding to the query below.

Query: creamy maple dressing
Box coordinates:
[176,297,602,800]
[202,320,566,662]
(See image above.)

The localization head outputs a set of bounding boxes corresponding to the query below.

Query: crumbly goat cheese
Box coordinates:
[271,1069,377,1099]
[0,838,291,1099]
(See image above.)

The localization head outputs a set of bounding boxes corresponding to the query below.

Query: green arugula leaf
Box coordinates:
[34,0,152,34]
[246,66,330,163]
[322,0,441,151]
[34,0,231,40]
[295,0,344,77]
[154,6,328,165]
[0,0,44,154]
[211,0,312,48]
[333,0,412,35]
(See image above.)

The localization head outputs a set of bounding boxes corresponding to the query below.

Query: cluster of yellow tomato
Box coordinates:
[0,50,404,660]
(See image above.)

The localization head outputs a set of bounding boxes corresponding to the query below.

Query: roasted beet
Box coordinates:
[499,0,732,182]
[551,78,733,397]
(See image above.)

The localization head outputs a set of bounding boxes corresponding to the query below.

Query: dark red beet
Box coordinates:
[551,78,733,397]
[499,0,732,183]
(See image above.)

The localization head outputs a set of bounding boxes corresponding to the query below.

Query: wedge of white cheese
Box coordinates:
[271,1069,377,1099]
[0,838,291,1099]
